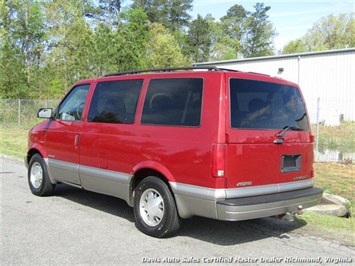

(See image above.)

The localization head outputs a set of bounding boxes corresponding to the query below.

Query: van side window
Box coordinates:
[230,78,309,130]
[88,80,143,124]
[55,84,90,121]
[141,78,203,126]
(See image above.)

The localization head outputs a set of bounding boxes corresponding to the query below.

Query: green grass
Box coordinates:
[314,162,355,210]
[0,125,28,159]
[298,211,354,232]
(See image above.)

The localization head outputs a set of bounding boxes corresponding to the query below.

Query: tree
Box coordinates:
[220,4,247,40]
[167,0,192,32]
[282,39,308,54]
[212,3,276,59]
[132,0,165,24]
[114,8,150,71]
[44,0,93,93]
[145,23,190,68]
[345,15,355,48]
[99,0,123,17]
[213,4,247,59]
[303,13,355,51]
[242,3,277,57]
[131,0,192,32]
[90,23,115,76]
[0,0,47,98]
[211,35,239,61]
[75,8,150,77]
[185,15,212,62]
[85,0,125,27]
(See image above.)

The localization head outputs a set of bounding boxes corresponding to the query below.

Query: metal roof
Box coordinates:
[193,48,355,66]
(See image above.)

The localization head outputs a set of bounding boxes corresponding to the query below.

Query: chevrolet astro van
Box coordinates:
[25,66,323,237]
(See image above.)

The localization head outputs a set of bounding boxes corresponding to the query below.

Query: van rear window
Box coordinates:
[141,78,203,126]
[230,78,309,130]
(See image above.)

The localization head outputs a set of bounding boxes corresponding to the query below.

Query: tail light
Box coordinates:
[212,143,226,178]
[310,135,315,143]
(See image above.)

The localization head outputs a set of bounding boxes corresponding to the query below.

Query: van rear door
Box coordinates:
[225,76,314,190]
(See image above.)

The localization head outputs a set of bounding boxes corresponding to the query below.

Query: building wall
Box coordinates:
[194,49,355,125]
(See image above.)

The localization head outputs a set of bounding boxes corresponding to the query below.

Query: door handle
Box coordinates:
[74,134,80,147]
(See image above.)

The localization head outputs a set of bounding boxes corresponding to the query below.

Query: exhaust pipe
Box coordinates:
[281,205,303,222]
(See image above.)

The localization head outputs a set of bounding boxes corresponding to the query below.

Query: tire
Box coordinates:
[28,154,55,196]
[133,176,180,238]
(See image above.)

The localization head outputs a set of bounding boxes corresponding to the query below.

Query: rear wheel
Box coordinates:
[133,176,180,238]
[28,154,55,196]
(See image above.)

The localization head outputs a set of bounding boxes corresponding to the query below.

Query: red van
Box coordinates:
[25,67,323,237]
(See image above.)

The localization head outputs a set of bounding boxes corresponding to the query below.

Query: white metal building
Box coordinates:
[194,48,355,125]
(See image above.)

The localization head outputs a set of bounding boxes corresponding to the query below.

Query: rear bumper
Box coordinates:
[216,187,323,221]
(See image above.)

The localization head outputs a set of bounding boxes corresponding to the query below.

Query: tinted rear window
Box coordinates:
[141,78,203,127]
[230,78,309,130]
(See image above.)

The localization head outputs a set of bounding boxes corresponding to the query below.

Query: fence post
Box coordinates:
[315,97,320,161]
[18,99,21,129]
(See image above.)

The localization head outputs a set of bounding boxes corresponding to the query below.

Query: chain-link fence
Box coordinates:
[1,98,354,162]
[0,99,60,129]
[307,97,355,164]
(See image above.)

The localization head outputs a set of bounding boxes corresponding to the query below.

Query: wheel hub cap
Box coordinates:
[140,188,164,226]
[30,162,43,189]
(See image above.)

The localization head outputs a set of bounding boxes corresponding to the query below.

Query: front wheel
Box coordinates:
[28,154,55,196]
[133,176,180,238]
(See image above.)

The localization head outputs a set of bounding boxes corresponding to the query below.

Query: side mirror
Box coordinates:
[37,108,53,119]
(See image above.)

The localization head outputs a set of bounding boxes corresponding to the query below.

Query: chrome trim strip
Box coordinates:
[170,179,314,200]
[225,179,314,198]
[170,182,226,200]
[79,165,131,184]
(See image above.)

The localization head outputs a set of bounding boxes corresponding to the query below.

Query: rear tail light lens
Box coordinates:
[212,143,226,178]
[310,135,315,143]
[311,168,315,178]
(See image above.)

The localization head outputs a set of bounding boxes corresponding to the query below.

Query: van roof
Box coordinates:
[74,66,285,86]
[104,66,268,77]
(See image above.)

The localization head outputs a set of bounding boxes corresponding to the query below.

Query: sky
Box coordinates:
[123,0,354,51]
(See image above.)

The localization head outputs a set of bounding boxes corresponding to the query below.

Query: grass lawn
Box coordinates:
[0,126,28,159]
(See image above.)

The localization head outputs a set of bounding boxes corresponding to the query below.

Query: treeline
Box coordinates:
[0,0,354,99]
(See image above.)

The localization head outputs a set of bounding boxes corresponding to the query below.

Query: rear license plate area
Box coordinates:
[281,154,301,173]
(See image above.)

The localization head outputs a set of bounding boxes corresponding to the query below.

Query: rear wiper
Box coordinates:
[274,126,302,144]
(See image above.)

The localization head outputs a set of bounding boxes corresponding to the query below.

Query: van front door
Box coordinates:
[44,84,90,185]
[79,79,143,198]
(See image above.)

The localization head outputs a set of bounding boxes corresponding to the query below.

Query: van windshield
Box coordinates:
[230,78,309,130]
